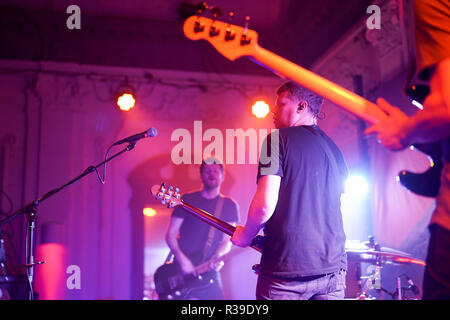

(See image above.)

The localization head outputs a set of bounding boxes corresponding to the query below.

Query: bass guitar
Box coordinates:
[150,183,264,299]
[182,14,441,197]
[150,183,264,252]
[153,251,230,300]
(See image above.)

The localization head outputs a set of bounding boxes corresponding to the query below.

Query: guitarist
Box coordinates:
[364,0,450,300]
[164,157,239,300]
[232,82,348,300]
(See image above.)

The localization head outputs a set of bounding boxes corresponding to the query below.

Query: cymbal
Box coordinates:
[345,240,425,266]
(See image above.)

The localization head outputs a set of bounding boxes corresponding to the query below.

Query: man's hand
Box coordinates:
[209,259,225,271]
[178,255,196,276]
[364,98,412,151]
[231,225,254,247]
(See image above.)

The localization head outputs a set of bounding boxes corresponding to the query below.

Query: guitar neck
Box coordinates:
[182,202,235,235]
[251,45,387,125]
[180,201,262,252]
[194,253,229,275]
[183,15,387,125]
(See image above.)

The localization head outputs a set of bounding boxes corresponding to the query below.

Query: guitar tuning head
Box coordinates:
[151,183,182,208]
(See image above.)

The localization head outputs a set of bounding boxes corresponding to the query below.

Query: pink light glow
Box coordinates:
[35,243,68,300]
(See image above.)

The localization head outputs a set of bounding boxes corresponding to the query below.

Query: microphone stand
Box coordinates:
[0,142,137,300]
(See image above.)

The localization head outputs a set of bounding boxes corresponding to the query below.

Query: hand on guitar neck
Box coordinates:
[177,253,197,276]
[364,98,413,151]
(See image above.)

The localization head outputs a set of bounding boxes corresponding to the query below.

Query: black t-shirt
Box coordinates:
[172,191,239,265]
[257,125,348,277]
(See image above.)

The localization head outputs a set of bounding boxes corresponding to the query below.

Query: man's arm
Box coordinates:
[214,221,237,258]
[165,216,196,274]
[407,59,450,143]
[365,58,450,150]
[231,175,281,247]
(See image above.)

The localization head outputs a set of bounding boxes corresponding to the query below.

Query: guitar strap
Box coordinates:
[203,195,224,261]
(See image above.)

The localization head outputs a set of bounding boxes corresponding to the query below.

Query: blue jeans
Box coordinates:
[256,270,346,300]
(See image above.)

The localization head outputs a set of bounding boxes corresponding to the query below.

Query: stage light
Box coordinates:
[117,92,136,111]
[143,207,157,217]
[251,100,270,118]
[341,173,371,240]
[115,77,136,111]
[344,174,369,198]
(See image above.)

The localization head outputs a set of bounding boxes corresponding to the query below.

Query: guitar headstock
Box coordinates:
[183,15,260,61]
[150,183,182,208]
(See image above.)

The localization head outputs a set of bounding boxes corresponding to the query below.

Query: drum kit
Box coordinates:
[345,236,425,300]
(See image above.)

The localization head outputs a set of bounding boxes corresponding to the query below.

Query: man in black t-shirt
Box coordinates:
[165,158,239,300]
[231,82,348,300]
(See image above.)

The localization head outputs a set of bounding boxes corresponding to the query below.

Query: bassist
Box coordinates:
[164,158,239,300]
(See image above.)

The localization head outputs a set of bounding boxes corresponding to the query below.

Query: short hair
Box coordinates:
[276,82,323,117]
[200,157,224,174]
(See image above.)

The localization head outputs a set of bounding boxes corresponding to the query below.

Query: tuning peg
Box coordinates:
[207,6,222,37]
[225,11,236,41]
[244,16,250,32]
[241,16,252,45]
[175,187,180,193]
[193,2,207,33]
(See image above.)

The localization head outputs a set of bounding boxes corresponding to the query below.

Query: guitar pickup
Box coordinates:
[209,25,220,37]
[240,33,251,45]
[194,21,205,33]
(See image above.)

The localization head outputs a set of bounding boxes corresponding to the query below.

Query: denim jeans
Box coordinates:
[256,269,346,300]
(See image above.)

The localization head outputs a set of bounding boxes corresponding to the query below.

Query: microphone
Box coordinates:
[113,128,157,146]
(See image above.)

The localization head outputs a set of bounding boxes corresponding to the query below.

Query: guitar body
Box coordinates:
[154,262,217,300]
